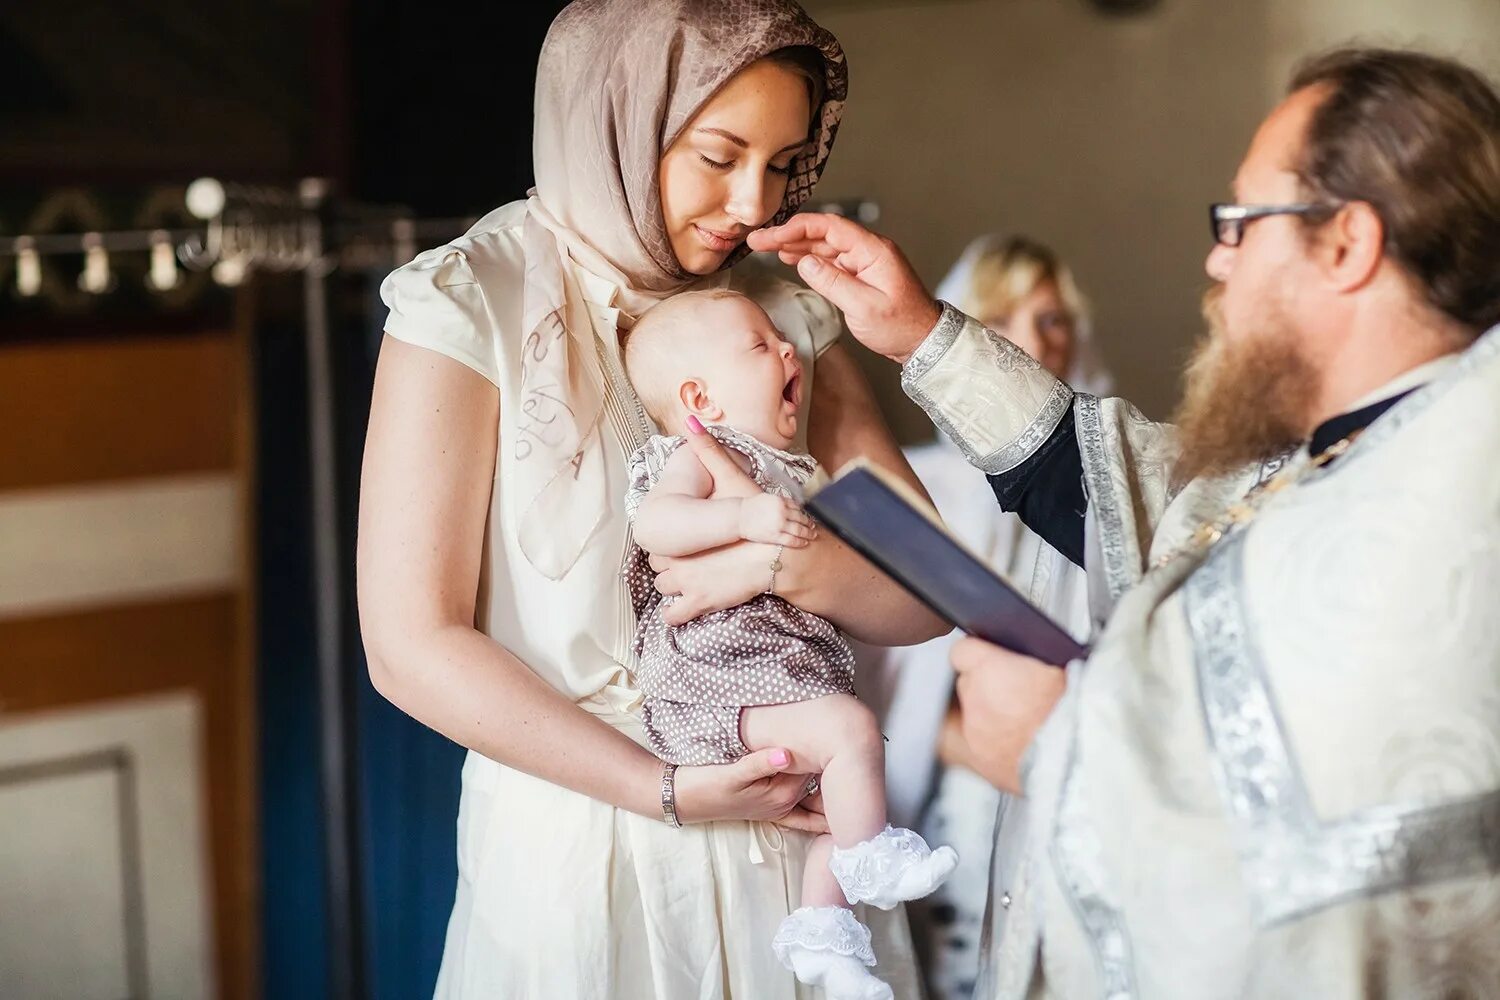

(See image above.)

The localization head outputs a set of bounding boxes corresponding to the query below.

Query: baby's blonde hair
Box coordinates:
[624,288,747,426]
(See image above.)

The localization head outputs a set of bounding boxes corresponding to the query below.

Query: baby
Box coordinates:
[623,289,958,1000]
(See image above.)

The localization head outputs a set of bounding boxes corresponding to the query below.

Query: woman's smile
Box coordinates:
[692,223,746,253]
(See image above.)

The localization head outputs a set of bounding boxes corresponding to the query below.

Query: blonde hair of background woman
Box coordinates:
[934,234,1113,397]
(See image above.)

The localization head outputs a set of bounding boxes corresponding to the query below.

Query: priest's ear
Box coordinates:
[678,378,723,423]
[1316,200,1385,293]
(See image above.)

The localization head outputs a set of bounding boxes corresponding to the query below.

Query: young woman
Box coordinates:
[356,2,944,996]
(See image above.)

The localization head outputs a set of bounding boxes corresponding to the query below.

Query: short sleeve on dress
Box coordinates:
[379,245,501,387]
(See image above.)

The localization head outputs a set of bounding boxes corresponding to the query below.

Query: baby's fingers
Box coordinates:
[778,529,813,548]
[783,520,817,542]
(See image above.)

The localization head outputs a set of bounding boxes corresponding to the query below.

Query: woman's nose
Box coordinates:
[725,171,770,227]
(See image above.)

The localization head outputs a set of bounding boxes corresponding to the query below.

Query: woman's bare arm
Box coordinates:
[357,337,824,828]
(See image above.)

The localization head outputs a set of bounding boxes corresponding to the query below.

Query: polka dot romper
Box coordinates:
[624,425,856,766]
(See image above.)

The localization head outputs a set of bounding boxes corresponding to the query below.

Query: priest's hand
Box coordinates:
[950,637,1066,795]
[748,214,940,365]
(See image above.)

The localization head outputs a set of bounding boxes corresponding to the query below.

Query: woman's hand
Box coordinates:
[950,637,1066,794]
[651,540,775,625]
[674,748,830,834]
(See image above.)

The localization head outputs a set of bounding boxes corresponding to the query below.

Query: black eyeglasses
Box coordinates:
[1209,202,1339,247]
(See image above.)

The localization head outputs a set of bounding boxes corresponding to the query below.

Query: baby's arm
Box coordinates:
[632,447,815,557]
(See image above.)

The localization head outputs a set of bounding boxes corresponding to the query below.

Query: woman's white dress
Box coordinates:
[380,200,921,999]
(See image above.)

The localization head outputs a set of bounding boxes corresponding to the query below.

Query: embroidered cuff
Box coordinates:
[901,302,1074,475]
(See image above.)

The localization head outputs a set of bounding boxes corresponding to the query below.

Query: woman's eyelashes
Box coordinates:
[696,152,792,175]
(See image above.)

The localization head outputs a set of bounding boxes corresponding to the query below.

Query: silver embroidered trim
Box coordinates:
[973,378,1074,475]
[902,308,1073,475]
[1255,448,1294,484]
[1075,392,1135,601]
[1249,791,1500,926]
[1051,725,1137,998]
[772,906,877,968]
[1186,528,1500,926]
[900,299,966,385]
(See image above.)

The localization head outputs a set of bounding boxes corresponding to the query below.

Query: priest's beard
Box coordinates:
[1172,287,1319,485]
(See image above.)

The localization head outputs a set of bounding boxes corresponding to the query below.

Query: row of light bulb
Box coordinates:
[11,232,190,298]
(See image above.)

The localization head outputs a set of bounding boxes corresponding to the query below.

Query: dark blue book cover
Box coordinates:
[805,461,1088,666]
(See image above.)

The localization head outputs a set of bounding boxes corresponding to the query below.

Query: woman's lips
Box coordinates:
[693,224,742,253]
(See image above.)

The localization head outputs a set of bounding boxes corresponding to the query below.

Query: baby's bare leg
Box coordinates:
[742,694,886,911]
[800,834,841,908]
[741,694,886,850]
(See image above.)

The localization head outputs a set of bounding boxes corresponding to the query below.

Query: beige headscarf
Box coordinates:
[516,0,847,579]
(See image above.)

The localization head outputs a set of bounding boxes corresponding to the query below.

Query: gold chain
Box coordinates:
[1151,431,1363,570]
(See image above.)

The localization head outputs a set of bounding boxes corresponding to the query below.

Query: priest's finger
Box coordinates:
[795,255,884,318]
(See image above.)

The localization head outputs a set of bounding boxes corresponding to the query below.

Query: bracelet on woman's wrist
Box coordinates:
[660,761,682,828]
[767,544,786,595]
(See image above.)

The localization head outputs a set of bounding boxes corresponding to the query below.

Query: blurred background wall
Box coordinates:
[1,2,1496,998]
[803,0,1500,433]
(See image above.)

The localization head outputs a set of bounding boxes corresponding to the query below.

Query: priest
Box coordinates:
[751,47,1500,998]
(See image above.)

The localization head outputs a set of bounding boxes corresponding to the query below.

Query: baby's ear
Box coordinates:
[678,378,721,422]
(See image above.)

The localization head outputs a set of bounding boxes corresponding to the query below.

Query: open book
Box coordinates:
[804,459,1089,665]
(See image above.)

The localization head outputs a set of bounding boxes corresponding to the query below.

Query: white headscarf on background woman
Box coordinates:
[515,0,847,579]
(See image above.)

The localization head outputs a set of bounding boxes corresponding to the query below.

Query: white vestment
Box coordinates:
[902,303,1500,999]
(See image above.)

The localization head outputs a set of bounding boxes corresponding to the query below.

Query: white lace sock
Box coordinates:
[772,906,894,1000]
[828,825,960,910]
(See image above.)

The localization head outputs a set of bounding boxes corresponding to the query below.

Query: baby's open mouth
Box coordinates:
[783,372,802,408]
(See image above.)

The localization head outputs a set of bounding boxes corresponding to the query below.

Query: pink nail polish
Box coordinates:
[686,415,705,435]
[770,749,790,767]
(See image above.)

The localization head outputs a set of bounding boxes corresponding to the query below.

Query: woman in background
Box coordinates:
[856,235,1110,1000]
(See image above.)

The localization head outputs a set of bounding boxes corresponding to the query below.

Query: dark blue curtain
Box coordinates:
[258,4,565,993]
[257,289,464,1000]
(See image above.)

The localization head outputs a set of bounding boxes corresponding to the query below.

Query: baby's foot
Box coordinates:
[788,950,894,1000]
[773,906,894,1000]
[829,825,959,910]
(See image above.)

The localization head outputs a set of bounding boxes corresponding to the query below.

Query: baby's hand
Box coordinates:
[738,493,817,548]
